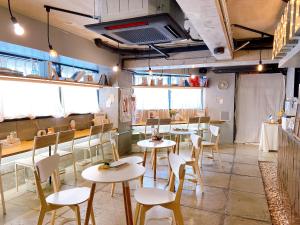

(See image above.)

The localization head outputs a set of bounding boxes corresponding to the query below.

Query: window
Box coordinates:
[170,89,203,109]
[61,86,99,116]
[134,88,169,110]
[0,81,63,121]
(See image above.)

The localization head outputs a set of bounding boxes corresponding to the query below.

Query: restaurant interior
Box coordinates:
[0,0,298,224]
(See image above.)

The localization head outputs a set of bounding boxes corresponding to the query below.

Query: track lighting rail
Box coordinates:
[44,5,100,20]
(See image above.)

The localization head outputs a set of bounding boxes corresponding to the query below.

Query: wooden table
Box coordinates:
[2,129,91,158]
[170,129,196,154]
[132,119,225,127]
[82,163,145,225]
[137,139,176,180]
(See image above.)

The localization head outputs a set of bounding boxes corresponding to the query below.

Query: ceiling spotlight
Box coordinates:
[113,64,119,72]
[8,0,25,36]
[192,65,195,68]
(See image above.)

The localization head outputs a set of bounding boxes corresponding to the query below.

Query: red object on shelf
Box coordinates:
[188,75,200,87]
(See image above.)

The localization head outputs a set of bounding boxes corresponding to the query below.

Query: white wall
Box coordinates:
[0,6,118,67]
[205,72,235,143]
[286,67,295,98]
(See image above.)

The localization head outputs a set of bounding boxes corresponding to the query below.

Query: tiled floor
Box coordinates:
[0,143,277,225]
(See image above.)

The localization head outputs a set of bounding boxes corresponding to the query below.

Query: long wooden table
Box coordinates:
[132,119,226,126]
[2,129,90,158]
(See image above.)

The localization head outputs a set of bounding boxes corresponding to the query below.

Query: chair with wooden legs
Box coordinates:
[198,116,210,138]
[34,154,96,225]
[134,153,186,225]
[99,123,114,161]
[73,125,103,164]
[15,133,57,191]
[139,118,159,140]
[110,138,144,197]
[181,134,204,192]
[158,118,172,140]
[0,144,6,215]
[54,130,77,180]
[187,117,200,130]
[200,125,222,168]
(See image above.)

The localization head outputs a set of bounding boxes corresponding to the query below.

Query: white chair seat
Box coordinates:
[201,141,215,146]
[46,187,90,206]
[15,155,46,167]
[134,188,176,206]
[119,156,143,164]
[74,139,100,149]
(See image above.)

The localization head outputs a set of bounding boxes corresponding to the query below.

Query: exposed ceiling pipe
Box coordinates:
[149,44,170,58]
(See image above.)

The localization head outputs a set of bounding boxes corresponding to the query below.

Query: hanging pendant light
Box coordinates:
[148,46,153,75]
[8,0,25,36]
[46,7,58,58]
[257,35,264,72]
[113,42,120,72]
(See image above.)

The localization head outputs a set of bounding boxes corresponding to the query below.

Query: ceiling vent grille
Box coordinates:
[85,13,189,45]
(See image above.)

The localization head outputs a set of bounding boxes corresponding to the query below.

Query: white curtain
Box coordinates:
[235,74,285,143]
[0,80,63,121]
[61,86,99,116]
[134,88,169,110]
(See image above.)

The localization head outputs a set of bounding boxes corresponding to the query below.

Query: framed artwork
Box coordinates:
[294,103,300,137]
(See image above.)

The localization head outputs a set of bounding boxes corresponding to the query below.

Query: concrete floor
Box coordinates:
[0,143,277,225]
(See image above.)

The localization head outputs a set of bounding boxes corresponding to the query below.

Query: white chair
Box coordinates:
[110,137,144,197]
[99,123,114,161]
[34,154,96,225]
[200,125,222,167]
[15,133,57,191]
[134,153,186,225]
[0,144,6,215]
[181,134,204,192]
[42,130,77,180]
[73,125,102,164]
[198,116,210,138]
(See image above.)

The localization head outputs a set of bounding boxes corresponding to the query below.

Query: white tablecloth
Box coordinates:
[259,122,279,152]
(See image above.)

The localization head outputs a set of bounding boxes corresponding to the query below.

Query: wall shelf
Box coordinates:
[0,74,107,88]
[132,85,204,89]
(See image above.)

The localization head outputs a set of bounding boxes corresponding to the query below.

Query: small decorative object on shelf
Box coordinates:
[98,74,109,86]
[150,78,155,86]
[189,75,200,87]
[184,79,190,87]
[169,109,177,120]
[157,77,163,86]
[200,76,209,87]
[151,128,162,141]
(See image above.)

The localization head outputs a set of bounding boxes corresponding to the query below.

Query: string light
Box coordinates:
[113,42,120,72]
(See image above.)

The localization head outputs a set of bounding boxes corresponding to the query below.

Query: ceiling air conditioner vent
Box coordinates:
[85,13,189,45]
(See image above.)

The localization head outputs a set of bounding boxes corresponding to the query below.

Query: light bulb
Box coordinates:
[191,75,196,79]
[49,48,58,58]
[257,63,263,72]
[192,65,195,68]
[149,69,153,75]
[113,64,119,72]
[14,23,24,36]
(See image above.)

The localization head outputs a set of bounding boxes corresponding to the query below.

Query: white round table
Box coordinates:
[170,129,196,154]
[137,139,176,180]
[82,163,145,225]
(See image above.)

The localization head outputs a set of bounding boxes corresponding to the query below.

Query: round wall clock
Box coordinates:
[218,80,229,90]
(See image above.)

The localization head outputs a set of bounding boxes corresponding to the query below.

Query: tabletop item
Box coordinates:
[151,128,162,141]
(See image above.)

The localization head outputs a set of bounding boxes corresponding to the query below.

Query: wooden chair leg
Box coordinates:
[153,149,157,180]
[200,145,204,168]
[134,203,141,225]
[139,205,147,225]
[173,205,184,225]
[75,205,81,225]
[15,164,19,191]
[111,183,116,197]
[90,206,96,225]
[215,145,223,168]
[0,174,6,215]
[194,163,204,193]
[50,210,56,225]
[72,153,77,181]
[37,209,46,225]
